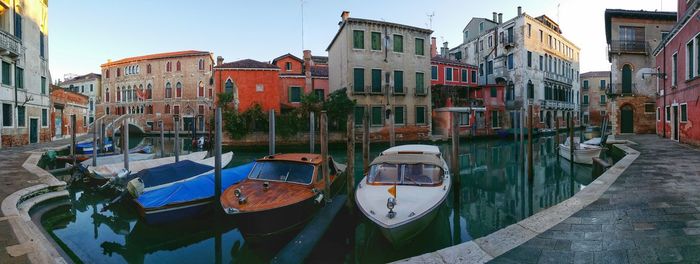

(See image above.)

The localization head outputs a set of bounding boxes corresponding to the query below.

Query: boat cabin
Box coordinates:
[367,153,445,186]
[248,154,340,185]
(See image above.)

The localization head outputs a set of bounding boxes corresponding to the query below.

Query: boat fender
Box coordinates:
[126,178,145,198]
[314,193,324,204]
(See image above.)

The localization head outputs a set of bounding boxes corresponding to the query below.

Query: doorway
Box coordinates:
[621,105,634,133]
[672,105,679,141]
[30,118,38,143]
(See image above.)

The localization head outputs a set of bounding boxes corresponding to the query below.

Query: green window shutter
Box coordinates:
[446,68,453,81]
[461,69,467,82]
[289,87,301,103]
[15,67,22,89]
[41,109,47,126]
[2,103,11,126]
[600,95,606,104]
[393,35,403,52]
[681,104,688,122]
[490,87,497,97]
[394,71,403,93]
[583,95,588,104]
[353,30,364,49]
[415,38,424,55]
[394,106,404,124]
[416,106,425,124]
[371,106,383,125]
[491,111,498,128]
[2,61,10,86]
[431,66,437,80]
[353,68,365,92]
[471,71,476,83]
[415,72,425,94]
[371,69,382,93]
[371,32,381,50]
[17,106,25,127]
[354,106,364,125]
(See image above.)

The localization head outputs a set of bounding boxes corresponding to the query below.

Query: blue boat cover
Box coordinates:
[136,160,214,188]
[137,162,254,209]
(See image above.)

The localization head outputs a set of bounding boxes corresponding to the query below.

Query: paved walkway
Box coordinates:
[0,137,87,264]
[491,135,700,264]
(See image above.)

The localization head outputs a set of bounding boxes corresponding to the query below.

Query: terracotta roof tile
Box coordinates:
[101,50,210,67]
[214,59,279,70]
[431,56,477,68]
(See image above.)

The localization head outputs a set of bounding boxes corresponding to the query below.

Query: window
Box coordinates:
[105,69,110,78]
[666,106,671,121]
[371,32,381,50]
[198,81,205,97]
[681,104,688,122]
[166,62,172,72]
[393,35,403,52]
[353,30,364,49]
[657,107,661,121]
[480,40,484,51]
[527,23,531,38]
[225,79,234,94]
[14,67,22,89]
[40,32,45,58]
[431,66,438,80]
[90,84,94,92]
[600,79,606,89]
[117,68,121,76]
[165,104,171,114]
[2,103,11,126]
[491,111,500,128]
[394,106,405,125]
[147,64,152,74]
[479,22,484,32]
[672,53,678,86]
[165,82,172,98]
[41,109,47,127]
[199,59,205,71]
[2,61,10,85]
[461,69,467,83]
[527,81,534,99]
[176,82,182,97]
[285,62,292,71]
[540,110,544,123]
[394,71,404,93]
[371,106,383,126]
[479,63,484,76]
[354,106,365,126]
[176,61,181,71]
[507,54,514,70]
[415,72,425,95]
[314,89,324,99]
[83,116,87,127]
[539,30,543,42]
[464,31,469,40]
[80,85,84,93]
[289,86,302,103]
[105,87,110,102]
[14,12,21,39]
[583,80,589,89]
[488,36,493,48]
[415,38,425,55]
[507,27,514,43]
[256,84,264,92]
[527,51,532,67]
[371,69,382,93]
[490,87,497,97]
[459,113,470,126]
[539,56,543,71]
[583,95,589,104]
[173,105,180,115]
[106,107,110,115]
[445,67,453,81]
[470,71,476,83]
[353,68,365,93]
[17,106,25,127]
[487,61,493,74]
[644,103,654,113]
[415,106,426,124]
[687,40,695,79]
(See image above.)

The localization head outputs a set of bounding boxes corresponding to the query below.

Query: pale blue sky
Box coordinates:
[49,0,677,81]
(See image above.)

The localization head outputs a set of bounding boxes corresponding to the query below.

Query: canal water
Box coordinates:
[37,135,600,263]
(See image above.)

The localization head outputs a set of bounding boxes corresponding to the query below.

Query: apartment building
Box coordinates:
[580,71,610,126]
[58,73,101,125]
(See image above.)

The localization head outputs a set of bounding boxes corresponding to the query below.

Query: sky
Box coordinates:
[49,0,677,81]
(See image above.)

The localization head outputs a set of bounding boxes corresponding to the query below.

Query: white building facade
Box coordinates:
[58,73,101,126]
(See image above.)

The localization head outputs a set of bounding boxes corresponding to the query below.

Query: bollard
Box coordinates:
[174,117,180,162]
[214,107,222,207]
[320,111,330,202]
[123,119,129,171]
[310,112,315,153]
[269,109,276,155]
[451,111,460,186]
[71,115,77,167]
[346,112,355,210]
[362,106,370,174]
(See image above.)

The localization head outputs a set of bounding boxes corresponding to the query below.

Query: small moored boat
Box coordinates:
[220,154,346,240]
[87,151,208,181]
[76,138,114,154]
[558,139,602,165]
[355,145,451,247]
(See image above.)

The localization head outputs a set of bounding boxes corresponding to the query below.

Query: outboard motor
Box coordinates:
[126,178,145,198]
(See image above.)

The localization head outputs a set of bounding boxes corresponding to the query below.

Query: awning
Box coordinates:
[370,153,445,169]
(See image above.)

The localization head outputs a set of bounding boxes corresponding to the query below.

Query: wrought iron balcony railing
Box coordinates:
[608,40,648,54]
[606,83,637,96]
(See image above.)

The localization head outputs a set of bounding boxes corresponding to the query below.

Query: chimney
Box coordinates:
[216,56,224,66]
[492,12,497,22]
[303,50,312,90]
[430,37,438,57]
[441,42,449,58]
[517,6,522,16]
[498,13,503,24]
[341,11,350,22]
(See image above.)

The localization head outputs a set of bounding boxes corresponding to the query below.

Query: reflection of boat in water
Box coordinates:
[558,158,594,185]
[356,145,451,247]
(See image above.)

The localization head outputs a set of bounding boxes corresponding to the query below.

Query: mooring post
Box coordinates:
[555,111,559,153]
[346,112,355,210]
[123,119,129,171]
[310,111,315,153]
[362,106,370,173]
[174,117,180,162]
[527,103,533,181]
[451,111,461,186]
[159,120,165,157]
[320,111,331,202]
[215,107,222,207]
[100,121,106,154]
[388,108,395,147]
[569,113,574,168]
[71,115,77,167]
[269,109,276,155]
[92,120,97,167]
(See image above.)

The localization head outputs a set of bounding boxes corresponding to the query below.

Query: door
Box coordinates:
[622,65,632,94]
[54,110,63,137]
[30,118,38,143]
[673,105,679,141]
[621,105,634,133]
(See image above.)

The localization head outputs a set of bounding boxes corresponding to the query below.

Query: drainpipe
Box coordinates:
[662,45,666,138]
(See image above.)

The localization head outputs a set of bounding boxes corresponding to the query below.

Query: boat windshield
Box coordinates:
[248,161,315,184]
[367,163,443,185]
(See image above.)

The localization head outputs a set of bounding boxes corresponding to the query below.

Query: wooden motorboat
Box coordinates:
[355,145,451,247]
[558,139,602,165]
[88,151,208,181]
[220,153,346,240]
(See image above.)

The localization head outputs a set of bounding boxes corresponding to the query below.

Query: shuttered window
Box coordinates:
[393,35,403,52]
[394,71,404,93]
[371,69,382,93]
[353,68,365,93]
[416,72,425,95]
[353,30,364,49]
[371,32,381,50]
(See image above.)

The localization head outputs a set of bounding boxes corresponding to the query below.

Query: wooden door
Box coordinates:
[621,105,634,133]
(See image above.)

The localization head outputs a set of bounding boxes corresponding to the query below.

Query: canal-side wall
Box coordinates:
[396,138,640,263]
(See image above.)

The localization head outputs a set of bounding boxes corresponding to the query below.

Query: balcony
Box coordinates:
[0,29,21,59]
[504,38,515,49]
[606,83,637,96]
[608,40,648,54]
[544,72,573,84]
[582,85,589,91]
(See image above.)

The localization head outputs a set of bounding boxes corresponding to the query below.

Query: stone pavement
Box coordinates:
[0,137,87,264]
[491,135,700,264]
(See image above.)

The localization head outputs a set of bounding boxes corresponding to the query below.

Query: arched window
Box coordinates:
[139,84,144,101]
[147,64,152,74]
[165,104,171,114]
[225,79,234,94]
[105,69,110,78]
[136,65,140,74]
[127,85,132,102]
[165,82,172,98]
[147,84,152,99]
[198,59,204,71]
[198,81,204,97]
[117,68,121,77]
[105,87,110,102]
[176,61,181,71]
[166,62,172,72]
[176,82,182,97]
[527,80,534,99]
[116,87,121,101]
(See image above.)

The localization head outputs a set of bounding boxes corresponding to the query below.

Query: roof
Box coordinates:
[59,73,101,86]
[102,50,211,67]
[327,17,433,51]
[604,9,677,43]
[271,53,303,65]
[371,153,445,169]
[214,59,279,70]
[462,17,498,34]
[50,85,89,99]
[310,66,328,77]
[311,56,328,64]
[258,153,323,165]
[580,71,610,78]
[431,56,477,68]
[382,145,441,155]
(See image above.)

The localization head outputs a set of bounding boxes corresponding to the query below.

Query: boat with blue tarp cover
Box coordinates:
[76,138,114,154]
[134,162,255,224]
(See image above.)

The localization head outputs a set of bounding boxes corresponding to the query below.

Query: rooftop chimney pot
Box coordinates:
[216,56,224,66]
[493,12,497,22]
[498,13,503,24]
[341,11,350,21]
[517,6,522,16]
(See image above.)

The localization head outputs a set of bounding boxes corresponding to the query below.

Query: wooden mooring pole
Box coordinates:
[123,119,129,171]
[92,121,97,167]
[388,108,395,147]
[71,115,77,167]
[320,111,330,202]
[174,118,180,162]
[362,106,370,173]
[451,111,461,186]
[346,112,355,209]
[269,109,276,155]
[310,112,315,153]
[527,104,533,180]
[100,121,105,155]
[214,107,222,206]
[159,120,165,157]
[569,112,574,171]
[555,111,559,154]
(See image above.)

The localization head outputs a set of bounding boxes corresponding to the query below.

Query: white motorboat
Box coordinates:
[355,145,451,247]
[88,151,209,180]
[558,139,602,165]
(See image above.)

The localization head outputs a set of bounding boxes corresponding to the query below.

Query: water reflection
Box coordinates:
[41,135,600,264]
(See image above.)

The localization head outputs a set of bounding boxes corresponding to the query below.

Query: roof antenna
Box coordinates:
[556,2,560,25]
[426,12,435,30]
[300,0,306,51]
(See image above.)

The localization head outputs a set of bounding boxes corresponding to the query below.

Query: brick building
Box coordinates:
[213,58,281,113]
[57,73,101,125]
[271,50,329,111]
[604,9,676,134]
[654,0,700,145]
[580,71,610,126]
[100,50,215,133]
[50,85,88,138]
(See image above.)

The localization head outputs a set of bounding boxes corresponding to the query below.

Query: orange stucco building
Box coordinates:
[213,58,281,112]
[271,51,329,111]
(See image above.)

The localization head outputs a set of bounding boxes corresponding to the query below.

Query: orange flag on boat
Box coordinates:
[388,185,396,198]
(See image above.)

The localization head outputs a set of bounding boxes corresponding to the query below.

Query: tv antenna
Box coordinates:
[300,0,307,50]
[427,12,435,29]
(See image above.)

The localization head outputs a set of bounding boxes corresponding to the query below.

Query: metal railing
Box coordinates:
[607,83,637,96]
[0,29,21,58]
[608,40,648,54]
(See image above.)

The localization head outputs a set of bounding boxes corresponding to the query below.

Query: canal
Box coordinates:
[35,135,602,263]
